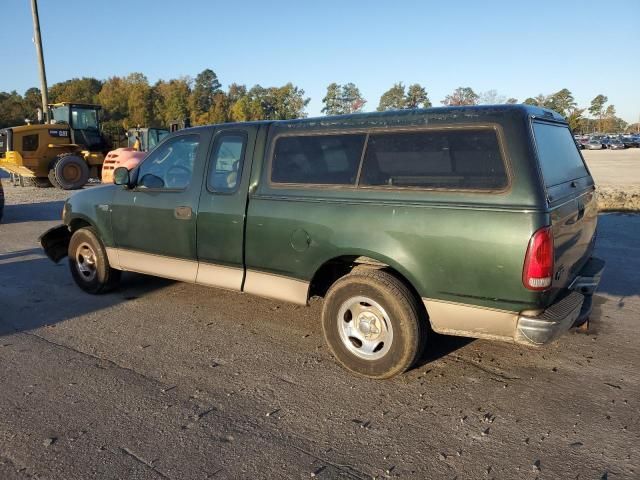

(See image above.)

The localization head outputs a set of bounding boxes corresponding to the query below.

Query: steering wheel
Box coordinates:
[165,165,191,189]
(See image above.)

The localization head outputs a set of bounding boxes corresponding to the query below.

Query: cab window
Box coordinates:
[51,106,69,124]
[149,129,169,151]
[71,107,98,130]
[208,133,246,193]
[137,134,199,190]
[22,134,39,152]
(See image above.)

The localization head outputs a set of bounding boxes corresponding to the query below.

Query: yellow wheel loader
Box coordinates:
[0,103,107,190]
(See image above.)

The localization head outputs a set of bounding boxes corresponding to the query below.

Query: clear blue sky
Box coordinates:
[1,0,639,123]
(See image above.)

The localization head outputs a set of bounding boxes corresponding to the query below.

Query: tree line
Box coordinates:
[0,70,633,134]
[323,83,629,133]
[0,69,310,133]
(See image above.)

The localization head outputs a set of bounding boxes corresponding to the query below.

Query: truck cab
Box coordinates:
[49,103,106,152]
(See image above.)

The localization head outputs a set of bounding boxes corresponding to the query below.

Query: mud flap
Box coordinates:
[39,224,71,263]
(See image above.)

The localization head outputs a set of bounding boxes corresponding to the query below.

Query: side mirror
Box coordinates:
[113,167,131,186]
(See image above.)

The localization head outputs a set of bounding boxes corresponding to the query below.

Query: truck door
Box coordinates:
[110,131,210,281]
[195,125,260,290]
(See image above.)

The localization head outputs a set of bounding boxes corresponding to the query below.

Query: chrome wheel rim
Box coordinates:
[75,242,97,282]
[337,296,393,360]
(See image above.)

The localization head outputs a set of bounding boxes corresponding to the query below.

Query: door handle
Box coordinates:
[174,206,192,220]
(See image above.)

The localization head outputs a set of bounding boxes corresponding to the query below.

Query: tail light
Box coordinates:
[523,226,554,290]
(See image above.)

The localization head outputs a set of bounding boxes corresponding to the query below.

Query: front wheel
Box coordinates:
[52,154,89,190]
[68,227,120,294]
[322,268,426,379]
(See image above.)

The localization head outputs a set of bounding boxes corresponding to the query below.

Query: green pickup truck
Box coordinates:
[41,105,604,379]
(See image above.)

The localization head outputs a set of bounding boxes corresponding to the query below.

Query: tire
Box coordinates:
[48,168,62,189]
[68,227,121,294]
[321,267,426,379]
[52,153,89,190]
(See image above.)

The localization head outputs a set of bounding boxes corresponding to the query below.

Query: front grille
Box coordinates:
[102,153,119,172]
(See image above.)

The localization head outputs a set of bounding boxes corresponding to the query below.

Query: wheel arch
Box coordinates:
[68,216,94,233]
[308,253,428,317]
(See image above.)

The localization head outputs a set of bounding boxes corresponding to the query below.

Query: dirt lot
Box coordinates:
[582,149,640,187]
[581,149,640,211]
[0,177,639,479]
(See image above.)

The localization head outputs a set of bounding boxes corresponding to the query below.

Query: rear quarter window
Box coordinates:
[360,128,508,190]
[532,122,589,188]
[271,134,366,185]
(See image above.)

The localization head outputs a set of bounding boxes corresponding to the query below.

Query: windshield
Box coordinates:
[71,107,99,130]
[51,106,69,124]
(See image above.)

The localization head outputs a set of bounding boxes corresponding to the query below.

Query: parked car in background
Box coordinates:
[41,105,605,379]
[621,137,640,148]
[585,139,605,150]
[607,138,626,150]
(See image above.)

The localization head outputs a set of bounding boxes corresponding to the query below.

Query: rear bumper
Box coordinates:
[515,257,605,345]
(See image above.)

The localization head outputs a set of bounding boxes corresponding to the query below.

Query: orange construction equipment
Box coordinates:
[101,147,147,184]
[100,127,168,183]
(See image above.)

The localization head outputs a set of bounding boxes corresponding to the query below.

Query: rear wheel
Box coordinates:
[322,268,426,379]
[51,153,89,190]
[68,227,120,294]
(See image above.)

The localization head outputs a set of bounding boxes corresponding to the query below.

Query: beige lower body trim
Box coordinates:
[105,247,121,270]
[196,262,243,291]
[244,270,309,305]
[106,248,309,304]
[108,248,197,283]
[423,298,518,342]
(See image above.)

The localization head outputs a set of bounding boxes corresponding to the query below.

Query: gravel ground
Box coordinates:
[0,181,639,479]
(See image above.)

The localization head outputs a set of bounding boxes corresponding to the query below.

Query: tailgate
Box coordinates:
[531,120,598,291]
[548,187,597,289]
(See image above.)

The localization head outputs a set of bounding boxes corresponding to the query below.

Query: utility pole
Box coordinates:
[30,0,49,123]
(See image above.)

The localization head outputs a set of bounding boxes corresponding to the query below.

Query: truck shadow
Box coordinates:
[1,200,65,224]
[415,332,474,368]
[0,253,174,337]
